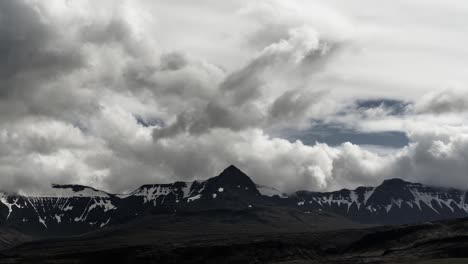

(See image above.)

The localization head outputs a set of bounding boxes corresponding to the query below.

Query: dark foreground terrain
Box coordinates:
[1,207,468,264]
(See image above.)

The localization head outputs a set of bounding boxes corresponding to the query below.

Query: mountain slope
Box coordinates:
[294,178,468,224]
[1,165,468,236]
[0,184,118,235]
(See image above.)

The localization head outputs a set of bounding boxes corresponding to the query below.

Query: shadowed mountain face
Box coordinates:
[1,165,468,236]
[295,178,468,225]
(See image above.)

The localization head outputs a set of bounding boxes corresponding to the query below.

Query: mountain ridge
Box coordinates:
[1,165,468,236]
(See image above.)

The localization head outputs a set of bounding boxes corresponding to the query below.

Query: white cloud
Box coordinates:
[414,86,468,114]
[1,0,468,194]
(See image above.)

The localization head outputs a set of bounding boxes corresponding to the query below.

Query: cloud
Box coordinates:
[0,0,83,87]
[1,0,468,196]
[269,89,324,124]
[153,25,342,139]
[0,0,351,194]
[414,87,468,114]
[240,0,354,47]
[283,121,409,148]
[0,0,159,192]
[388,130,468,188]
[0,0,87,122]
[0,117,109,193]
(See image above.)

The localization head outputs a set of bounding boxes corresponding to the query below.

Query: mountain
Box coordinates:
[1,165,468,236]
[294,178,468,225]
[0,184,118,235]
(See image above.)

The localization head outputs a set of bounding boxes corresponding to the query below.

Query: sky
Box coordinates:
[1,0,468,194]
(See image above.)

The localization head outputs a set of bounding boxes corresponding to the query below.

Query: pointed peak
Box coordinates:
[217,165,253,182]
[208,165,260,196]
[222,165,245,175]
[213,165,256,185]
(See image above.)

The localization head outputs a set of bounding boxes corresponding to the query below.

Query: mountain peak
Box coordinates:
[205,165,260,196]
[222,164,244,174]
[217,165,251,182]
[380,178,412,186]
[365,178,414,205]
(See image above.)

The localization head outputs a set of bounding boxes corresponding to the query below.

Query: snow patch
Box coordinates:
[187,194,202,202]
[88,199,116,212]
[385,204,393,213]
[0,195,22,220]
[25,198,47,228]
[100,218,111,228]
[256,185,287,198]
[182,182,194,198]
[364,189,375,204]
[55,214,62,223]
[132,185,173,203]
[39,217,47,228]
[409,188,441,214]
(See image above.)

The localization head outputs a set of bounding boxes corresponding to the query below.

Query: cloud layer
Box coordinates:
[1,0,468,194]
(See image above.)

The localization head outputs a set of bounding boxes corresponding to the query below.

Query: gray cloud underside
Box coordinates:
[1,0,468,194]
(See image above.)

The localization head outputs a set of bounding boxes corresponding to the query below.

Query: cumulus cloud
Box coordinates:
[152,25,342,139]
[414,87,468,114]
[1,0,468,195]
[389,130,468,188]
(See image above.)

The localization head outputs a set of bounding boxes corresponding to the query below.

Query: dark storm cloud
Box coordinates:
[0,0,95,125]
[0,0,83,96]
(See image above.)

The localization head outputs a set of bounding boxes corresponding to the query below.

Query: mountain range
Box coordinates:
[1,165,468,236]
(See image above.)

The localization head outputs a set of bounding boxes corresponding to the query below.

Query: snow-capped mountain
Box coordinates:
[0,184,118,235]
[294,178,468,224]
[1,166,468,235]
